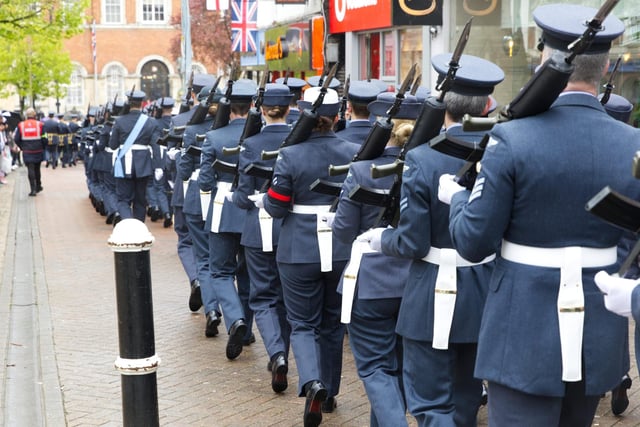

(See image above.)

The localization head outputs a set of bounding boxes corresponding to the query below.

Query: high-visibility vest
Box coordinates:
[18,119,43,141]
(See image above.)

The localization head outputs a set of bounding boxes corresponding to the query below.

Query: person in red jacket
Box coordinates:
[14,108,47,196]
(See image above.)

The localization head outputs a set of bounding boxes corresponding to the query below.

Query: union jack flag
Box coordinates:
[231,0,258,53]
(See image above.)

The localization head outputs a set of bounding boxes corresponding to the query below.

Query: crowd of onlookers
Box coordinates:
[0,111,23,186]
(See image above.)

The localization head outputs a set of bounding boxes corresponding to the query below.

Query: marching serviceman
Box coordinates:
[198,79,257,360]
[257,84,359,427]
[14,107,46,196]
[177,85,222,330]
[275,76,307,125]
[334,80,383,144]
[438,5,637,425]
[232,83,293,393]
[331,91,422,426]
[108,89,162,222]
[359,54,504,425]
[43,111,60,168]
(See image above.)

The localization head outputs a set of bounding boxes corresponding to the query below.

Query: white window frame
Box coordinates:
[104,63,126,100]
[65,65,84,108]
[102,0,124,24]
[137,0,170,24]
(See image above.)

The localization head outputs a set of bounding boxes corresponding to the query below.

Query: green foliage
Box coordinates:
[0,0,87,104]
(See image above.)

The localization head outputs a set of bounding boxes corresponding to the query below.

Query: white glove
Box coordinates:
[319,212,336,228]
[154,168,164,181]
[225,191,234,202]
[438,174,465,205]
[167,147,180,161]
[594,271,640,317]
[248,193,265,209]
[356,228,385,252]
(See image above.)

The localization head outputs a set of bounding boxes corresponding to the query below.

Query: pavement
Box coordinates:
[1,164,640,426]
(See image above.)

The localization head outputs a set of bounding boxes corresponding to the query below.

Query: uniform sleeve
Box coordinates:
[177,128,198,182]
[264,149,293,218]
[108,121,120,150]
[197,131,216,192]
[380,150,433,259]
[448,135,514,262]
[233,142,257,210]
[332,167,364,244]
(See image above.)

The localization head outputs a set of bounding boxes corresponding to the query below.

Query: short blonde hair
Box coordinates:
[25,108,37,118]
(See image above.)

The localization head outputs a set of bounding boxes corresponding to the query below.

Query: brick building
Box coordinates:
[60,0,217,113]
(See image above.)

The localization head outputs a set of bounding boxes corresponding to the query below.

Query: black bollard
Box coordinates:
[108,219,160,427]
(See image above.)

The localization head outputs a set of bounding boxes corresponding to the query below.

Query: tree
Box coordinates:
[169,0,235,76]
[0,0,86,110]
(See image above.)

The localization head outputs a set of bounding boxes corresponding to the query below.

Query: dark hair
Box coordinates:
[263,105,288,120]
[315,116,335,132]
[351,104,369,118]
[231,102,251,116]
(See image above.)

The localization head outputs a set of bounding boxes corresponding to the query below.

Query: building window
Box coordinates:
[381,31,396,78]
[105,64,125,100]
[141,0,166,23]
[103,0,123,24]
[65,66,83,108]
[141,60,170,100]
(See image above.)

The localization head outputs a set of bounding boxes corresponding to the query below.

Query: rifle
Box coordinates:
[346,20,473,227]
[122,84,135,115]
[586,185,640,276]
[188,76,221,126]
[262,63,339,161]
[326,64,417,180]
[214,69,270,189]
[333,75,350,132]
[212,67,237,130]
[158,125,186,147]
[410,74,422,95]
[179,71,195,114]
[463,0,621,132]
[369,18,473,179]
[600,55,622,106]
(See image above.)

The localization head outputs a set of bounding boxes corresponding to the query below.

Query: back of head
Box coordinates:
[533,4,624,87]
[26,108,37,119]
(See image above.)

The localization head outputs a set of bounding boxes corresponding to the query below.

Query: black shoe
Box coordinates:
[36,185,43,193]
[321,396,337,413]
[612,375,632,415]
[45,162,50,168]
[62,164,66,168]
[112,213,122,227]
[303,380,327,427]
[147,207,153,217]
[189,279,202,312]
[28,191,37,197]
[270,353,288,393]
[226,319,247,360]
[163,212,173,228]
[106,212,115,225]
[242,333,256,346]
[205,311,221,337]
[150,207,161,222]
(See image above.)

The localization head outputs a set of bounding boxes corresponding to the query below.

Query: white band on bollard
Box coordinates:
[114,354,161,375]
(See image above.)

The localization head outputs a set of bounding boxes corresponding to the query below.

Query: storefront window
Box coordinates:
[358,33,381,80]
[455,0,640,124]
[399,28,422,86]
[382,31,396,77]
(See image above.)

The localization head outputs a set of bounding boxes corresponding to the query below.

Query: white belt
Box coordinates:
[210,181,232,233]
[123,144,151,175]
[341,240,376,324]
[105,147,115,153]
[258,207,273,253]
[423,247,495,350]
[187,170,208,219]
[501,240,616,382]
[291,204,332,271]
